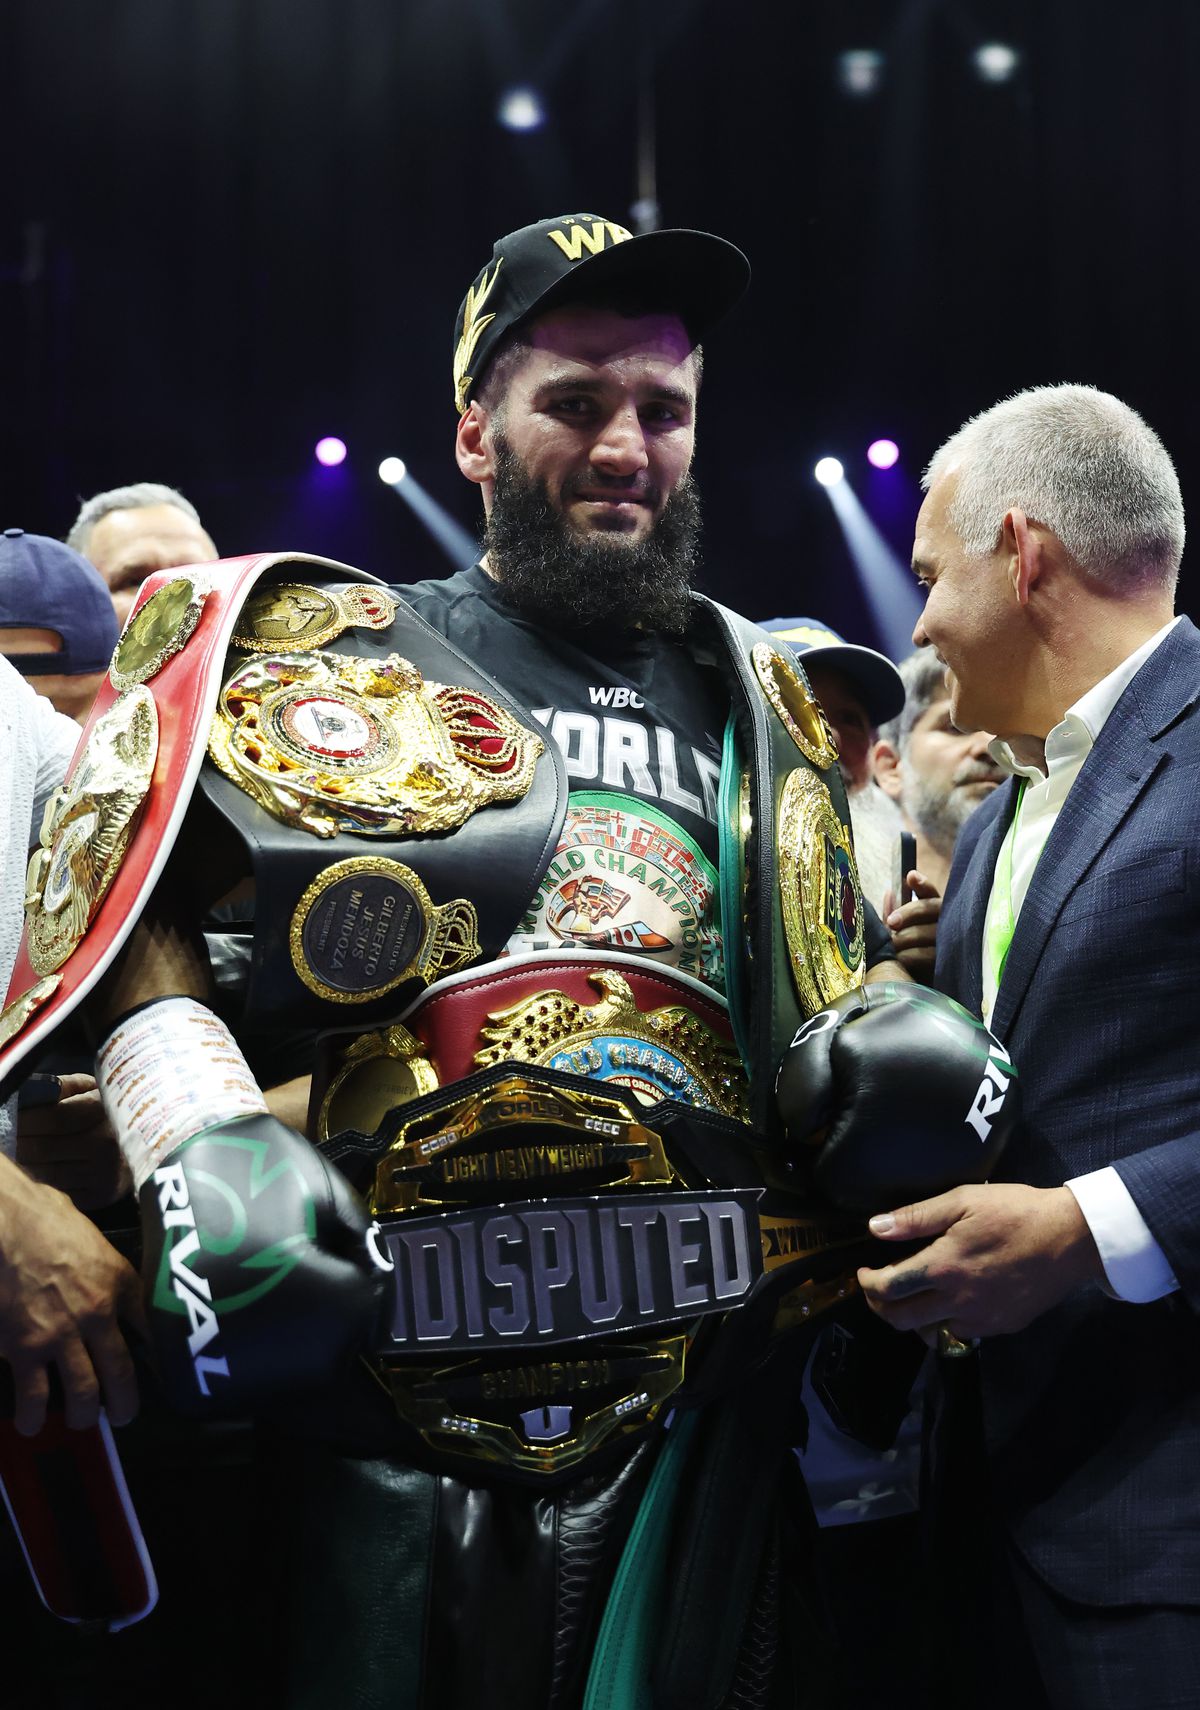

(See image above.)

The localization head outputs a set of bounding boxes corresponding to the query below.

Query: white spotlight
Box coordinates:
[815,457,845,488]
[972,42,1020,82]
[837,50,883,97]
[378,457,407,485]
[497,87,545,131]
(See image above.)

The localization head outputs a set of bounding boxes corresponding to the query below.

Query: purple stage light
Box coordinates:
[867,438,900,470]
[315,436,347,467]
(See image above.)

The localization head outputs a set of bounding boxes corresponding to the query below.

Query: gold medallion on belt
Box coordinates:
[751,642,839,770]
[231,582,399,653]
[290,856,479,1005]
[777,767,865,1017]
[110,576,208,690]
[207,649,542,839]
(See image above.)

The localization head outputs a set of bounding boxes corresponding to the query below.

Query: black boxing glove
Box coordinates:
[774,982,1018,1215]
[97,998,385,1415]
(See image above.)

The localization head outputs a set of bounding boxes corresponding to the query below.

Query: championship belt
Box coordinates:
[694,599,868,1135]
[0,555,567,1087]
[0,552,333,1087]
[315,953,870,1482]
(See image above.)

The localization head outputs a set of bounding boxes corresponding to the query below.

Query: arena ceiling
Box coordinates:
[3,0,1198,641]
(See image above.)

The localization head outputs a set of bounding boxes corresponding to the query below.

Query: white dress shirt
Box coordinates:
[981,617,1181,1303]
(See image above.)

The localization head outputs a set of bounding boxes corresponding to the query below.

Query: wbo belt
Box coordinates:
[310,950,751,1141]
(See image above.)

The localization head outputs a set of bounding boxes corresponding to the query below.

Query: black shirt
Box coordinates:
[402,565,730,992]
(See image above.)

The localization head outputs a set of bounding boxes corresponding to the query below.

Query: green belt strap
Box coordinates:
[716,709,752,1067]
[581,1411,700,1710]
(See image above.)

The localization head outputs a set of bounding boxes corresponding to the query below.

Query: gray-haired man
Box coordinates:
[862,383,1200,1707]
[68,482,216,626]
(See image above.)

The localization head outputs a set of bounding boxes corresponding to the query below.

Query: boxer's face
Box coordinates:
[911,474,1023,737]
[480,305,699,543]
[460,306,703,633]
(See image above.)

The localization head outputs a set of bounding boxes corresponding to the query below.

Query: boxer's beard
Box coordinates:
[483,436,701,636]
[906,763,1002,858]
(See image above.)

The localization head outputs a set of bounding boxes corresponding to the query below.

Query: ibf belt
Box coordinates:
[311,951,750,1140]
[329,1065,864,1480]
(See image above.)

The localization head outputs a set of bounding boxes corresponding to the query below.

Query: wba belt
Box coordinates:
[319,958,869,1482]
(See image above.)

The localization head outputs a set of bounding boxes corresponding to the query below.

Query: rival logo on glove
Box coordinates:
[152,1163,232,1398]
[965,1039,1014,1142]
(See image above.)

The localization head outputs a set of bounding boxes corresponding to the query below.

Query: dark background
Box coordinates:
[3,0,1197,648]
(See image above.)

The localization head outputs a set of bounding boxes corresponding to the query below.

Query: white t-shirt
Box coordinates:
[0,659,81,1149]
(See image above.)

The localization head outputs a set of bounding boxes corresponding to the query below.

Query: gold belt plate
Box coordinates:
[290,857,479,1004]
[751,642,840,770]
[110,575,208,690]
[777,767,866,1017]
[24,688,159,976]
[206,649,542,838]
[474,968,750,1123]
[231,582,399,652]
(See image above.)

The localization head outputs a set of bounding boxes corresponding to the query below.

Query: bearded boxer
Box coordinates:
[0,215,1018,1709]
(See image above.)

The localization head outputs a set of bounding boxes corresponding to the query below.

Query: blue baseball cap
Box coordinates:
[0,529,119,675]
[761,616,905,726]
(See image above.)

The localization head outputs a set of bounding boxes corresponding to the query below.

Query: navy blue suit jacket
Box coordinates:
[935,616,1200,1607]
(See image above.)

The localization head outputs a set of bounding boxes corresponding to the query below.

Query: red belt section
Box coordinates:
[394,954,735,1085]
[0,552,372,1088]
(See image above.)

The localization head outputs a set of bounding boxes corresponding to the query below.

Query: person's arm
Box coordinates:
[0,1151,144,1434]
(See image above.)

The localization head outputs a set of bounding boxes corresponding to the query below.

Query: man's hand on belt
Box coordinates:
[857,1182,1104,1342]
[0,1152,144,1435]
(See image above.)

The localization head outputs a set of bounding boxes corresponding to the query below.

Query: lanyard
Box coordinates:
[984,780,1027,998]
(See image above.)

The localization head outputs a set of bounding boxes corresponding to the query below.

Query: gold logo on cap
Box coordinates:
[545,217,632,262]
[453,258,504,413]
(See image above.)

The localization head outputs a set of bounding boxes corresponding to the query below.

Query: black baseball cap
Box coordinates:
[452,212,750,412]
[761,616,906,727]
[0,529,119,675]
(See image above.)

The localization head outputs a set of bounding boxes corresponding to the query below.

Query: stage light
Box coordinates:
[378,457,407,485]
[315,437,347,467]
[815,457,845,488]
[837,50,883,97]
[867,438,900,470]
[972,42,1020,82]
[497,87,545,131]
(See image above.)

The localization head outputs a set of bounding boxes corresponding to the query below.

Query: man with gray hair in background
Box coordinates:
[858,383,1200,1707]
[871,650,1004,978]
[873,651,1004,897]
[68,482,216,626]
